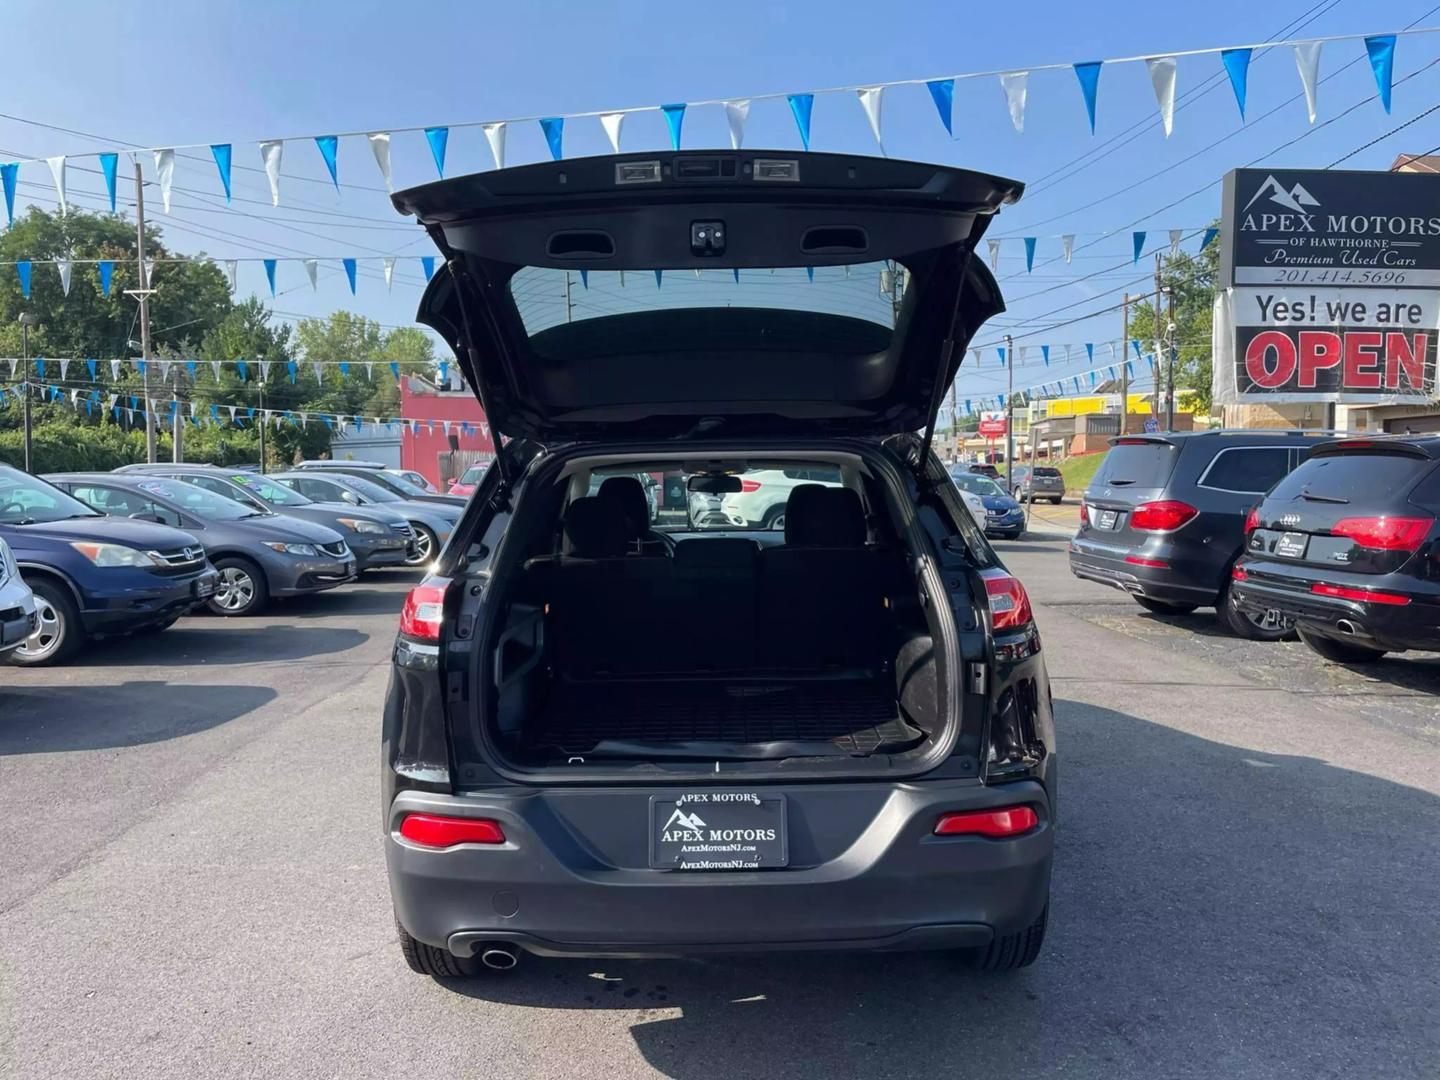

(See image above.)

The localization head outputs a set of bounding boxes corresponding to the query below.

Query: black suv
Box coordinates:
[381,151,1055,975]
[1069,430,1326,640]
[1232,435,1440,663]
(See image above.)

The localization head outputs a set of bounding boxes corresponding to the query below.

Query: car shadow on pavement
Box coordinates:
[54,621,370,667]
[436,700,1440,1080]
[0,680,277,753]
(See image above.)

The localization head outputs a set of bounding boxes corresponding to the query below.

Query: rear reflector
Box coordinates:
[1331,515,1433,553]
[399,578,451,641]
[979,568,1034,631]
[399,814,506,848]
[934,806,1038,838]
[1311,582,1411,606]
[1130,500,1198,532]
[1124,555,1169,568]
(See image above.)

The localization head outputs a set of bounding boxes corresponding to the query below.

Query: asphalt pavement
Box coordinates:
[1,549,1437,1080]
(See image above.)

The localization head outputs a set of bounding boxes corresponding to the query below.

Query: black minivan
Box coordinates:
[381,151,1055,975]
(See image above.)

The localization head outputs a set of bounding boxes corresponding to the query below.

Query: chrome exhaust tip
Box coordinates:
[1336,619,1359,636]
[480,947,519,971]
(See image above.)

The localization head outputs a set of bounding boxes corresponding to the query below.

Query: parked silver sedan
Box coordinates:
[0,535,38,658]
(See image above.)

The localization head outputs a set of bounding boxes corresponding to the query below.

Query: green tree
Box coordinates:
[1126,227,1219,416]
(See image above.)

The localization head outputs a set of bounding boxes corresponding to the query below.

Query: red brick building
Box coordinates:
[399,376,495,490]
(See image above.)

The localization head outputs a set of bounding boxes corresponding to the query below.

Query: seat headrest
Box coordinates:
[597,476,650,539]
[784,485,866,547]
[563,496,628,558]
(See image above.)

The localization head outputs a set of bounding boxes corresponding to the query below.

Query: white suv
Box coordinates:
[720,467,843,529]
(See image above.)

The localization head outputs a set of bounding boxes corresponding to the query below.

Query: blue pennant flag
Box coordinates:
[98,260,113,297]
[210,405,219,423]
[579,269,588,289]
[1073,377,1081,392]
[926,79,955,135]
[1132,231,1146,263]
[661,104,686,150]
[438,360,448,385]
[0,163,17,225]
[186,360,197,378]
[236,359,249,382]
[210,143,233,202]
[806,266,814,282]
[16,261,31,298]
[1365,35,1396,113]
[99,152,118,212]
[315,135,340,188]
[1024,237,1037,272]
[1073,61,1103,134]
[997,346,1006,366]
[1041,345,1050,366]
[540,117,564,161]
[1220,49,1252,119]
[421,256,435,281]
[287,360,297,384]
[424,127,449,176]
[732,268,740,283]
[1089,371,1097,387]
[129,395,138,410]
[389,361,400,381]
[263,259,277,296]
[1126,360,1134,377]
[1201,227,1220,250]
[654,269,663,287]
[322,415,334,431]
[1131,339,1143,360]
[787,93,815,149]
[343,257,357,294]
[35,358,45,379]
[1086,342,1094,362]
[86,359,97,380]
[339,362,350,380]
[246,407,256,423]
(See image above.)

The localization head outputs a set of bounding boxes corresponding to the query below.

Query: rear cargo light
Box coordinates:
[1330,515,1433,552]
[1232,564,1249,581]
[1311,582,1411,606]
[1130,500,1198,532]
[1124,555,1169,568]
[934,806,1038,838]
[1244,506,1260,534]
[739,479,763,492]
[398,577,451,641]
[979,569,1034,631]
[399,813,506,848]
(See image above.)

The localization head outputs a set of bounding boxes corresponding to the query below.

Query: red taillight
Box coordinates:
[1244,506,1260,534]
[1232,564,1249,581]
[934,806,1038,838]
[1330,515,1432,552]
[1130,500,1198,532]
[399,578,451,641]
[980,569,1034,631]
[1311,582,1411,606]
[740,479,763,492]
[399,813,506,848]
[1124,555,1169,568]
[1078,497,1089,525]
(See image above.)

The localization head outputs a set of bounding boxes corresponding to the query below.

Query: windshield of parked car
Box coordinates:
[951,473,1005,498]
[0,467,101,524]
[330,474,402,504]
[132,479,262,521]
[587,463,846,532]
[229,474,312,506]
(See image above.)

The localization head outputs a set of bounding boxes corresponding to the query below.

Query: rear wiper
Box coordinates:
[1108,479,1137,486]
[1300,491,1349,504]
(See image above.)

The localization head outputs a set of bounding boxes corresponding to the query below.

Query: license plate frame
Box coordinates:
[649,793,788,870]
[1274,531,1309,559]
[192,577,216,599]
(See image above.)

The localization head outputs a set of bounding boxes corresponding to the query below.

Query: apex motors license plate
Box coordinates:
[650,793,787,870]
[1096,509,1119,529]
[193,577,216,599]
[1275,531,1309,559]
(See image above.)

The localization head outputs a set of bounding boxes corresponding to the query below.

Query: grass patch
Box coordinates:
[1059,452,1106,493]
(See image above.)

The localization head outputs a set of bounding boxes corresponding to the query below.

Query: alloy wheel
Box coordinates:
[405,526,434,566]
[15,595,62,661]
[212,566,257,613]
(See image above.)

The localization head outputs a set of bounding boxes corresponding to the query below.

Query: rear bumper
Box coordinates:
[1232,574,1440,653]
[78,568,218,634]
[1068,540,1219,606]
[387,779,1053,959]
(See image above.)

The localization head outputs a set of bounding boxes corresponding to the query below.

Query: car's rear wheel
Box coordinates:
[207,557,269,616]
[1134,596,1197,615]
[405,524,437,566]
[9,580,81,666]
[1050,497,1063,505]
[396,918,479,977]
[970,903,1048,972]
[1217,580,1294,641]
[1298,627,1388,664]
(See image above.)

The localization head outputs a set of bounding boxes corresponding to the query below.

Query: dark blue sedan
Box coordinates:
[948,466,1026,539]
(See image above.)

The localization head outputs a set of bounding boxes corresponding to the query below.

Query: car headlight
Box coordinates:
[262,542,318,556]
[68,541,162,568]
[337,517,386,535]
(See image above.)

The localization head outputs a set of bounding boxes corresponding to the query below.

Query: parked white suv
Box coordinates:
[0,536,38,659]
[720,467,843,529]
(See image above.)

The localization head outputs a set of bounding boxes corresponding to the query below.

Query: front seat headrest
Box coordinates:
[597,475,651,539]
[563,496,628,558]
[784,485,866,547]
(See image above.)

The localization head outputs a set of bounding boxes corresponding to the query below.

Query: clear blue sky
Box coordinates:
[2,0,1437,404]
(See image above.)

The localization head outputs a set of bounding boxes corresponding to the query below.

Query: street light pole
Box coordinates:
[1004,333,1015,492]
[19,313,37,472]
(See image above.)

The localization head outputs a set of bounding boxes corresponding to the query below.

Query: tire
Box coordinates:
[1134,596,1197,615]
[396,918,478,978]
[1050,497,1063,505]
[207,556,269,616]
[1217,581,1293,642]
[8,579,82,667]
[971,903,1048,972]
[405,524,437,566]
[1298,627,1388,664]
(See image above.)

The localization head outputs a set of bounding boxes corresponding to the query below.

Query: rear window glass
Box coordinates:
[1034,467,1061,478]
[1198,447,1293,494]
[1092,442,1179,490]
[1269,451,1431,505]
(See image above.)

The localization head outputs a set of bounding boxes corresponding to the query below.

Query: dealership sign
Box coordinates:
[977,415,1007,438]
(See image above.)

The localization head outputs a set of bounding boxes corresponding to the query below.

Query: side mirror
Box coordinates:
[342,490,361,505]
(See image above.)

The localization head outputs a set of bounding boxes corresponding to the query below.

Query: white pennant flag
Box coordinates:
[312,362,323,382]
[47,156,67,214]
[724,100,750,150]
[1108,342,1117,361]
[443,420,452,436]
[1293,41,1322,124]
[259,360,271,384]
[7,358,16,378]
[1169,229,1183,254]
[1062,235,1075,263]
[365,362,373,380]
[999,72,1029,133]
[210,360,221,381]
[153,149,175,213]
[56,259,72,296]
[383,256,395,290]
[225,260,237,291]
[59,358,70,380]
[986,238,1000,270]
[482,122,507,169]
[70,388,80,406]
[1065,344,1074,363]
[599,112,627,153]
[304,259,318,290]
[158,360,172,381]
[144,258,156,287]
[1146,57,1177,138]
[367,132,392,191]
[110,359,122,379]
[227,405,237,422]
[259,140,284,206]
[857,87,885,150]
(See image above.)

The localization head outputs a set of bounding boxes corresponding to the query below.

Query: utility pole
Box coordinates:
[1164,284,1176,431]
[1119,292,1130,433]
[1004,333,1015,491]
[128,159,157,464]
[171,362,185,461]
[19,313,37,471]
[564,271,573,323]
[1153,254,1165,426]
[257,361,267,474]
[949,379,958,462]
